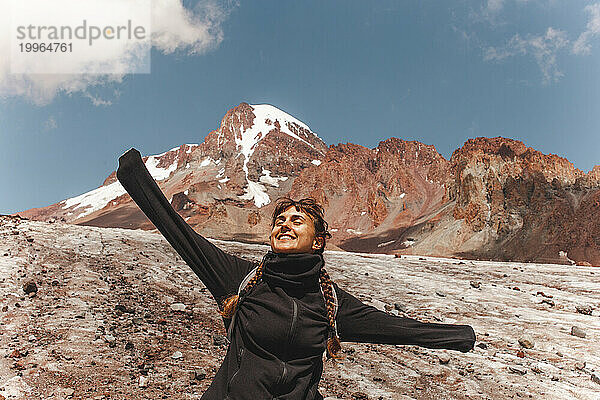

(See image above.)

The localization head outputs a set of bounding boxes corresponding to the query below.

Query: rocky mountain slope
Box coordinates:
[15,104,600,265]
[2,215,600,399]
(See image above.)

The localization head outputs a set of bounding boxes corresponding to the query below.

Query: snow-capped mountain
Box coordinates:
[15,103,600,266]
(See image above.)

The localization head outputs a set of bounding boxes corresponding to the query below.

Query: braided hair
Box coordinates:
[220,197,342,359]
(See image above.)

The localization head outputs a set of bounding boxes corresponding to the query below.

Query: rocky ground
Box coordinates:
[1,215,599,400]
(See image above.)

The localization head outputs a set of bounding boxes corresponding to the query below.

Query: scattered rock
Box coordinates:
[575,305,593,315]
[435,291,446,297]
[438,354,451,364]
[574,361,586,371]
[531,362,558,377]
[190,367,207,381]
[28,335,36,342]
[509,366,527,375]
[64,388,75,397]
[114,304,133,314]
[592,373,600,385]
[518,336,535,349]
[9,349,25,358]
[212,335,227,346]
[22,280,38,294]
[393,302,407,313]
[476,342,487,349]
[541,299,555,307]
[170,303,186,312]
[103,335,116,347]
[512,286,520,291]
[469,281,481,289]
[2,305,8,312]
[139,375,149,388]
[516,350,525,358]
[571,326,586,338]
[351,392,369,400]
[171,351,183,359]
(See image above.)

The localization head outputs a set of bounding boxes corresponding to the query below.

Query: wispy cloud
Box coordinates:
[43,115,58,131]
[476,2,600,84]
[485,27,569,84]
[573,3,600,55]
[82,92,114,107]
[470,0,532,26]
[0,0,234,105]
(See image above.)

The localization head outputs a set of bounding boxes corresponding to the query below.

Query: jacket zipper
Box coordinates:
[226,347,244,393]
[279,298,298,386]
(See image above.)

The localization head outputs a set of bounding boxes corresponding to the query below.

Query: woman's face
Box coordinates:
[270,206,323,254]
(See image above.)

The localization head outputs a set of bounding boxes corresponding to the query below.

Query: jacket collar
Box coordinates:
[262,251,323,292]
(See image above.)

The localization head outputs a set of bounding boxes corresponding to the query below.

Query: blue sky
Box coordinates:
[1,0,599,214]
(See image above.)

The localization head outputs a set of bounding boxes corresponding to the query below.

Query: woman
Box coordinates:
[116,148,476,400]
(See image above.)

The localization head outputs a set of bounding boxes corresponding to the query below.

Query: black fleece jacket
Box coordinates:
[116,148,476,400]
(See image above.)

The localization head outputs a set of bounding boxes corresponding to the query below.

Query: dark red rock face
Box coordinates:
[15,107,600,266]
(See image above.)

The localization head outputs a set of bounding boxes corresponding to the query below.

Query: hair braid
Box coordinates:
[319,268,342,359]
[219,262,264,319]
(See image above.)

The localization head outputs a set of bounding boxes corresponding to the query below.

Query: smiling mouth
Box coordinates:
[277,234,296,240]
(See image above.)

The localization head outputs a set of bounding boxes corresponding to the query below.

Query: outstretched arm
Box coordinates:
[335,285,475,352]
[116,148,254,304]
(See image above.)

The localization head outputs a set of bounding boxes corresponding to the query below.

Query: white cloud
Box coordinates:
[471,0,532,25]
[0,0,232,105]
[83,92,113,107]
[573,3,600,55]
[485,27,569,84]
[43,115,57,131]
[486,0,505,14]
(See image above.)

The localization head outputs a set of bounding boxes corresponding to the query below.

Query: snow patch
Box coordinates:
[219,177,230,183]
[346,228,363,235]
[61,181,127,219]
[185,144,198,154]
[361,211,367,215]
[330,228,338,232]
[402,238,416,247]
[377,240,396,248]
[236,104,319,207]
[250,104,320,147]
[185,163,190,169]
[399,193,406,199]
[184,190,189,196]
[260,169,288,187]
[311,159,322,166]
[200,157,213,167]
[239,180,270,208]
[145,154,178,181]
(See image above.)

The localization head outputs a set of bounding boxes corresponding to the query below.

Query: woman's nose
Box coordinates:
[280,220,292,230]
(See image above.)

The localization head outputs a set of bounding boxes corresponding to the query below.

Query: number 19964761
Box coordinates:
[19,43,73,52]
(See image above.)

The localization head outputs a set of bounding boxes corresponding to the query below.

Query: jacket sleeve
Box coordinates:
[335,285,476,353]
[115,147,254,304]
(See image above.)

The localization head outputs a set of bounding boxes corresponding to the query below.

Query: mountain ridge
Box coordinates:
[15,102,600,266]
